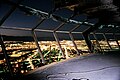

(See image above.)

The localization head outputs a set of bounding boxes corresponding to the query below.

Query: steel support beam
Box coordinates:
[113,33,120,49]
[69,25,82,55]
[69,25,80,32]
[53,22,67,58]
[53,23,65,31]
[103,28,113,50]
[69,32,80,55]
[81,23,102,53]
[52,15,75,58]
[113,28,120,49]
[104,27,120,49]
[0,0,23,77]
[31,31,45,63]
[0,36,13,76]
[31,18,46,63]
[82,33,93,53]
[92,32,103,52]
[53,32,66,58]
[1,26,120,35]
[103,33,112,50]
[32,19,45,31]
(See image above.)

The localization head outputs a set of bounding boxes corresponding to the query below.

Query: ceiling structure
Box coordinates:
[0,0,119,35]
[0,0,120,51]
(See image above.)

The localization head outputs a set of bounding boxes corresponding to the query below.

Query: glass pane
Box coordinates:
[57,33,70,40]
[58,24,77,31]
[36,31,55,41]
[0,4,12,20]
[74,25,90,32]
[37,18,61,30]
[3,8,39,28]
[0,28,32,36]
[72,14,87,22]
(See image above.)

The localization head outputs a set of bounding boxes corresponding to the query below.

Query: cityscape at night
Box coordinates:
[0,0,120,80]
[0,40,119,75]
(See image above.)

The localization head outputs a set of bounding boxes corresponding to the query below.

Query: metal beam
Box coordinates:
[113,33,120,49]
[69,25,82,55]
[103,28,114,50]
[81,23,102,53]
[0,0,24,76]
[69,32,81,55]
[82,33,93,53]
[92,32,103,52]
[5,2,95,26]
[53,23,65,31]
[69,25,80,32]
[53,32,66,58]
[0,35,13,76]
[31,31,45,63]
[113,28,120,49]
[53,22,68,58]
[52,15,76,58]
[32,19,45,31]
[103,33,112,50]
[31,17,48,64]
[1,26,120,35]
[104,27,120,49]
[92,33,120,35]
[0,0,24,26]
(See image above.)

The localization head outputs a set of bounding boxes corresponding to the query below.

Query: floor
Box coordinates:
[22,50,120,80]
